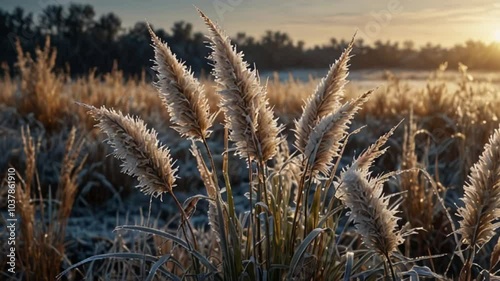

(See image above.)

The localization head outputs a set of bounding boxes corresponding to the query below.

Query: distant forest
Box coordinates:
[2,3,500,77]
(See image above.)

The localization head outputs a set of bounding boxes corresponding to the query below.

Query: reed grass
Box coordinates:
[1,7,499,281]
[56,9,440,280]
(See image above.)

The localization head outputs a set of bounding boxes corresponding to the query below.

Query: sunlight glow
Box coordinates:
[495,30,500,42]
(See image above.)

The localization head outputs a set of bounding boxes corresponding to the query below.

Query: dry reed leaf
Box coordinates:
[491,236,500,271]
[191,143,217,198]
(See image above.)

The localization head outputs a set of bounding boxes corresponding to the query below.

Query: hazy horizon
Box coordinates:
[3,0,500,47]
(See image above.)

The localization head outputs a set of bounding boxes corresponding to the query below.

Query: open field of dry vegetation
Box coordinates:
[1,9,500,281]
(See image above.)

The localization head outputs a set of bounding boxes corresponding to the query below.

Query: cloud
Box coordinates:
[283,4,498,28]
[399,6,499,24]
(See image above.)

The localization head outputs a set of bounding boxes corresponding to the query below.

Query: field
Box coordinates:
[1,18,500,280]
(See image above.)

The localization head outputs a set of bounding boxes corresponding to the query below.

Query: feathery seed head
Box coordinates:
[294,36,355,154]
[303,90,373,176]
[458,125,500,247]
[85,104,177,198]
[198,9,282,161]
[351,120,402,173]
[148,25,213,140]
[338,168,404,256]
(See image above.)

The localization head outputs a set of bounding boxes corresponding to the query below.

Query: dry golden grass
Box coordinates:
[15,127,84,281]
[14,38,69,131]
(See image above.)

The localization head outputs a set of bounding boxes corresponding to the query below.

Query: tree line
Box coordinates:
[2,4,500,78]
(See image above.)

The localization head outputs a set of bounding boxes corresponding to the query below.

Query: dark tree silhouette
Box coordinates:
[1,4,500,78]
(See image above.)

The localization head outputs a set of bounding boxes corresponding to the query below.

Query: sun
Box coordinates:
[495,30,500,42]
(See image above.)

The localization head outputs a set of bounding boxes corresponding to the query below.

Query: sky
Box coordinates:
[3,0,500,47]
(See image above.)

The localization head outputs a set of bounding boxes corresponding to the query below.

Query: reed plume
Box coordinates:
[352,121,402,172]
[304,90,373,176]
[198,9,281,161]
[338,168,404,259]
[294,37,354,154]
[333,125,410,279]
[148,25,214,140]
[457,126,500,247]
[85,104,177,198]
